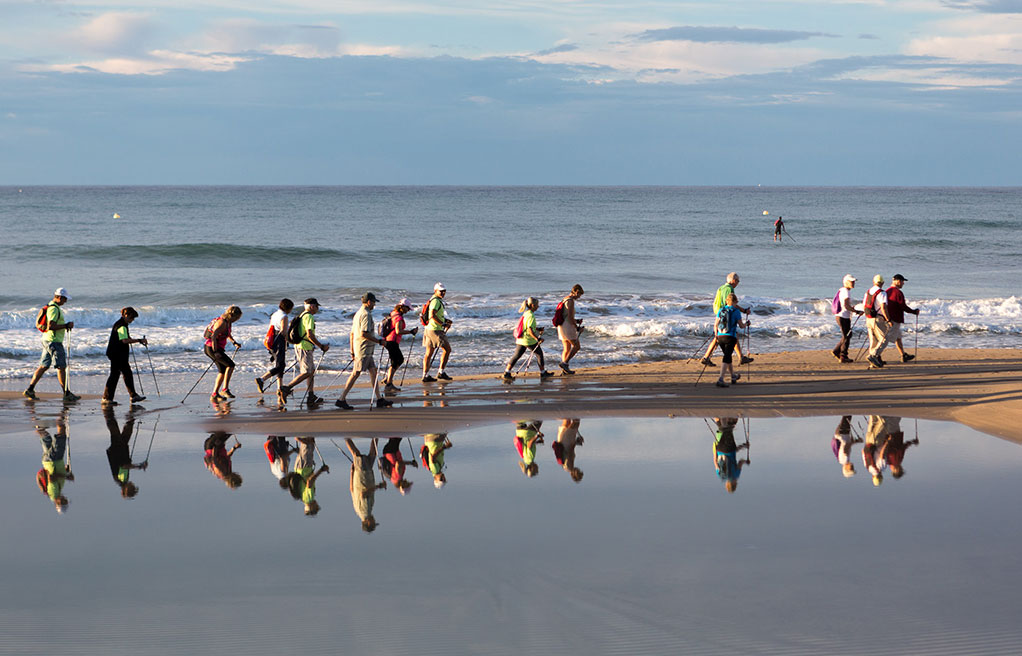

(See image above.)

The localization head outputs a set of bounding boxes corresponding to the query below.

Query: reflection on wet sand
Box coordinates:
[203,431,243,489]
[553,418,584,483]
[514,420,544,478]
[345,438,386,532]
[863,415,920,486]
[421,433,452,489]
[35,408,73,513]
[832,415,862,478]
[281,437,329,516]
[711,417,750,493]
[103,407,152,499]
[378,437,418,494]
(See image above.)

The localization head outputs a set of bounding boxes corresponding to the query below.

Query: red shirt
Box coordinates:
[384,311,405,343]
[885,286,909,324]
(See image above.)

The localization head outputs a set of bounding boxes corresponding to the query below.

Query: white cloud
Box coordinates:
[67,12,159,55]
[833,65,1016,86]
[905,13,1022,64]
[30,51,251,75]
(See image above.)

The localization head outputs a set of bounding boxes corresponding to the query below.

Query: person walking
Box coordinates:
[700,273,752,367]
[381,299,418,394]
[555,284,585,375]
[502,297,554,381]
[203,431,243,489]
[421,283,453,382]
[863,275,891,369]
[335,292,391,410]
[714,293,750,388]
[24,288,79,402]
[885,274,921,363]
[102,307,148,407]
[256,298,294,403]
[204,306,242,402]
[379,437,417,494]
[281,298,329,405]
[832,275,863,363]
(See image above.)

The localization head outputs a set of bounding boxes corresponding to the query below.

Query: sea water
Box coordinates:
[1,186,1019,379]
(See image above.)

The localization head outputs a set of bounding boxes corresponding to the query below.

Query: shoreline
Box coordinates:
[2,347,1019,442]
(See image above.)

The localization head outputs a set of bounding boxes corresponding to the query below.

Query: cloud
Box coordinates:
[197,19,342,56]
[535,44,579,56]
[33,51,251,75]
[904,13,1022,65]
[943,1,1022,12]
[66,12,160,55]
[632,26,838,44]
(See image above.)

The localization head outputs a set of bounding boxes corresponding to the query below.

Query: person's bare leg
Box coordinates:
[439,345,451,370]
[29,365,48,389]
[212,372,224,396]
[339,370,361,402]
[422,344,435,376]
[56,367,68,391]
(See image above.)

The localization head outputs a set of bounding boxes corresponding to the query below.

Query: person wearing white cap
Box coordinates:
[25,288,79,401]
[831,274,863,363]
[863,275,891,369]
[381,298,418,394]
[421,283,453,382]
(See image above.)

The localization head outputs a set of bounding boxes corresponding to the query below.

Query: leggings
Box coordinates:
[267,337,288,377]
[204,345,235,374]
[507,344,544,372]
[103,355,137,400]
[384,340,404,370]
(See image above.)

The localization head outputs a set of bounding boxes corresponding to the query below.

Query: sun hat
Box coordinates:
[842,274,856,285]
[397,297,411,309]
[434,282,446,292]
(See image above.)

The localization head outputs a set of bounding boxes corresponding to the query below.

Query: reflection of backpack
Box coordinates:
[831,291,843,315]
[552,300,566,327]
[36,468,49,494]
[419,445,430,468]
[552,441,565,465]
[35,303,56,332]
[287,312,307,344]
[513,315,525,339]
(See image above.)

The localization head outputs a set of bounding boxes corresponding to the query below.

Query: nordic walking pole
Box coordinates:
[181,360,215,403]
[853,330,870,362]
[322,357,355,394]
[688,333,713,362]
[64,330,72,394]
[399,334,416,387]
[143,338,160,396]
[694,359,710,387]
[329,438,355,464]
[914,314,919,359]
[299,350,328,408]
[515,346,536,376]
[744,322,752,382]
[130,344,145,396]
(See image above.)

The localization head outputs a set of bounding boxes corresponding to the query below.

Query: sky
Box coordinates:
[1,0,1021,185]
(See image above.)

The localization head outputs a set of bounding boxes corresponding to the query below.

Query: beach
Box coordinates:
[4,347,1019,442]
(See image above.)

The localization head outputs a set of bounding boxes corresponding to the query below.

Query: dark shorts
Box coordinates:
[204,345,235,374]
[717,335,737,364]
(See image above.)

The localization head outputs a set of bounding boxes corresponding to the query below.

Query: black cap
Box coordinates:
[362,292,378,304]
[304,297,320,306]
[892,274,907,282]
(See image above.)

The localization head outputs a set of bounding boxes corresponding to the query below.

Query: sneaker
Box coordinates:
[384,384,401,394]
[715,379,729,388]
[831,350,842,361]
[501,371,514,382]
[740,356,755,365]
[220,389,235,399]
[306,394,323,406]
[731,373,741,384]
[101,398,118,407]
[902,353,916,363]
[210,393,223,402]
[335,398,353,410]
[422,375,437,383]
[23,388,37,399]
[130,394,146,404]
[867,355,883,368]
[280,385,292,402]
[540,370,554,380]
[375,397,393,408]
[63,391,81,402]
[840,356,854,363]
[437,372,453,381]
[699,357,714,367]
[877,357,886,366]
[255,377,265,394]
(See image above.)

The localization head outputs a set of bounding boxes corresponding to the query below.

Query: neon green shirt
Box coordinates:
[516,310,538,347]
[117,325,130,341]
[425,435,446,475]
[295,464,316,503]
[44,461,66,499]
[297,312,316,351]
[713,284,736,316]
[43,304,66,344]
[426,296,446,332]
[516,427,538,464]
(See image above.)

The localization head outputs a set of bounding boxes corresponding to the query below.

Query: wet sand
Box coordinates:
[3,348,1020,441]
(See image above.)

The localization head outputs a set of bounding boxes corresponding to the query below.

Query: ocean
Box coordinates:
[1,186,1019,379]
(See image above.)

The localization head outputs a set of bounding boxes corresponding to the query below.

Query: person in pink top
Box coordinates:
[382,299,418,394]
[204,306,242,402]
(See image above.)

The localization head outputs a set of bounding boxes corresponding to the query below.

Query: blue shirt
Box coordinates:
[716,305,740,337]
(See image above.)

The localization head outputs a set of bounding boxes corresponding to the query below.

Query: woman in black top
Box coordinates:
[102,307,148,406]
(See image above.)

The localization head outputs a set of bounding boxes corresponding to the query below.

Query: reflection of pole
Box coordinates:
[143,415,159,464]
[328,438,354,464]
[313,440,329,468]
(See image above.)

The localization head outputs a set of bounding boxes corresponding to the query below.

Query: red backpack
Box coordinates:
[35,303,56,332]
[263,324,277,351]
[552,300,566,327]
[513,315,525,339]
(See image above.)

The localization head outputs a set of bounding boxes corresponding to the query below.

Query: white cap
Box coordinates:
[397,297,410,309]
[843,274,856,285]
[434,282,446,292]
[54,287,71,300]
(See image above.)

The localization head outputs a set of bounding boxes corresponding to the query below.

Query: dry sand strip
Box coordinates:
[193,348,1022,442]
[3,349,1019,441]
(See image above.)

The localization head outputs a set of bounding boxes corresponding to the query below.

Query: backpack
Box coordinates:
[378,314,394,339]
[717,306,735,334]
[552,300,566,327]
[263,325,277,351]
[35,303,56,332]
[513,315,525,339]
[202,317,218,341]
[864,290,881,319]
[831,291,843,315]
[419,299,432,326]
[287,312,307,344]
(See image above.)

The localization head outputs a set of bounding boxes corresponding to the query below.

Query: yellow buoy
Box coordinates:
[762,210,769,215]
[113,213,121,219]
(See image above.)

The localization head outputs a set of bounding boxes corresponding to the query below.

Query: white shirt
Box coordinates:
[837,287,852,319]
[270,309,288,332]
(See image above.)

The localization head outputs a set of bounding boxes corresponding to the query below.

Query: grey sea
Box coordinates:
[1,186,1020,381]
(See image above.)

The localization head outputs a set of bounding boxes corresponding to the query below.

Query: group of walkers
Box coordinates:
[21,272,920,408]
